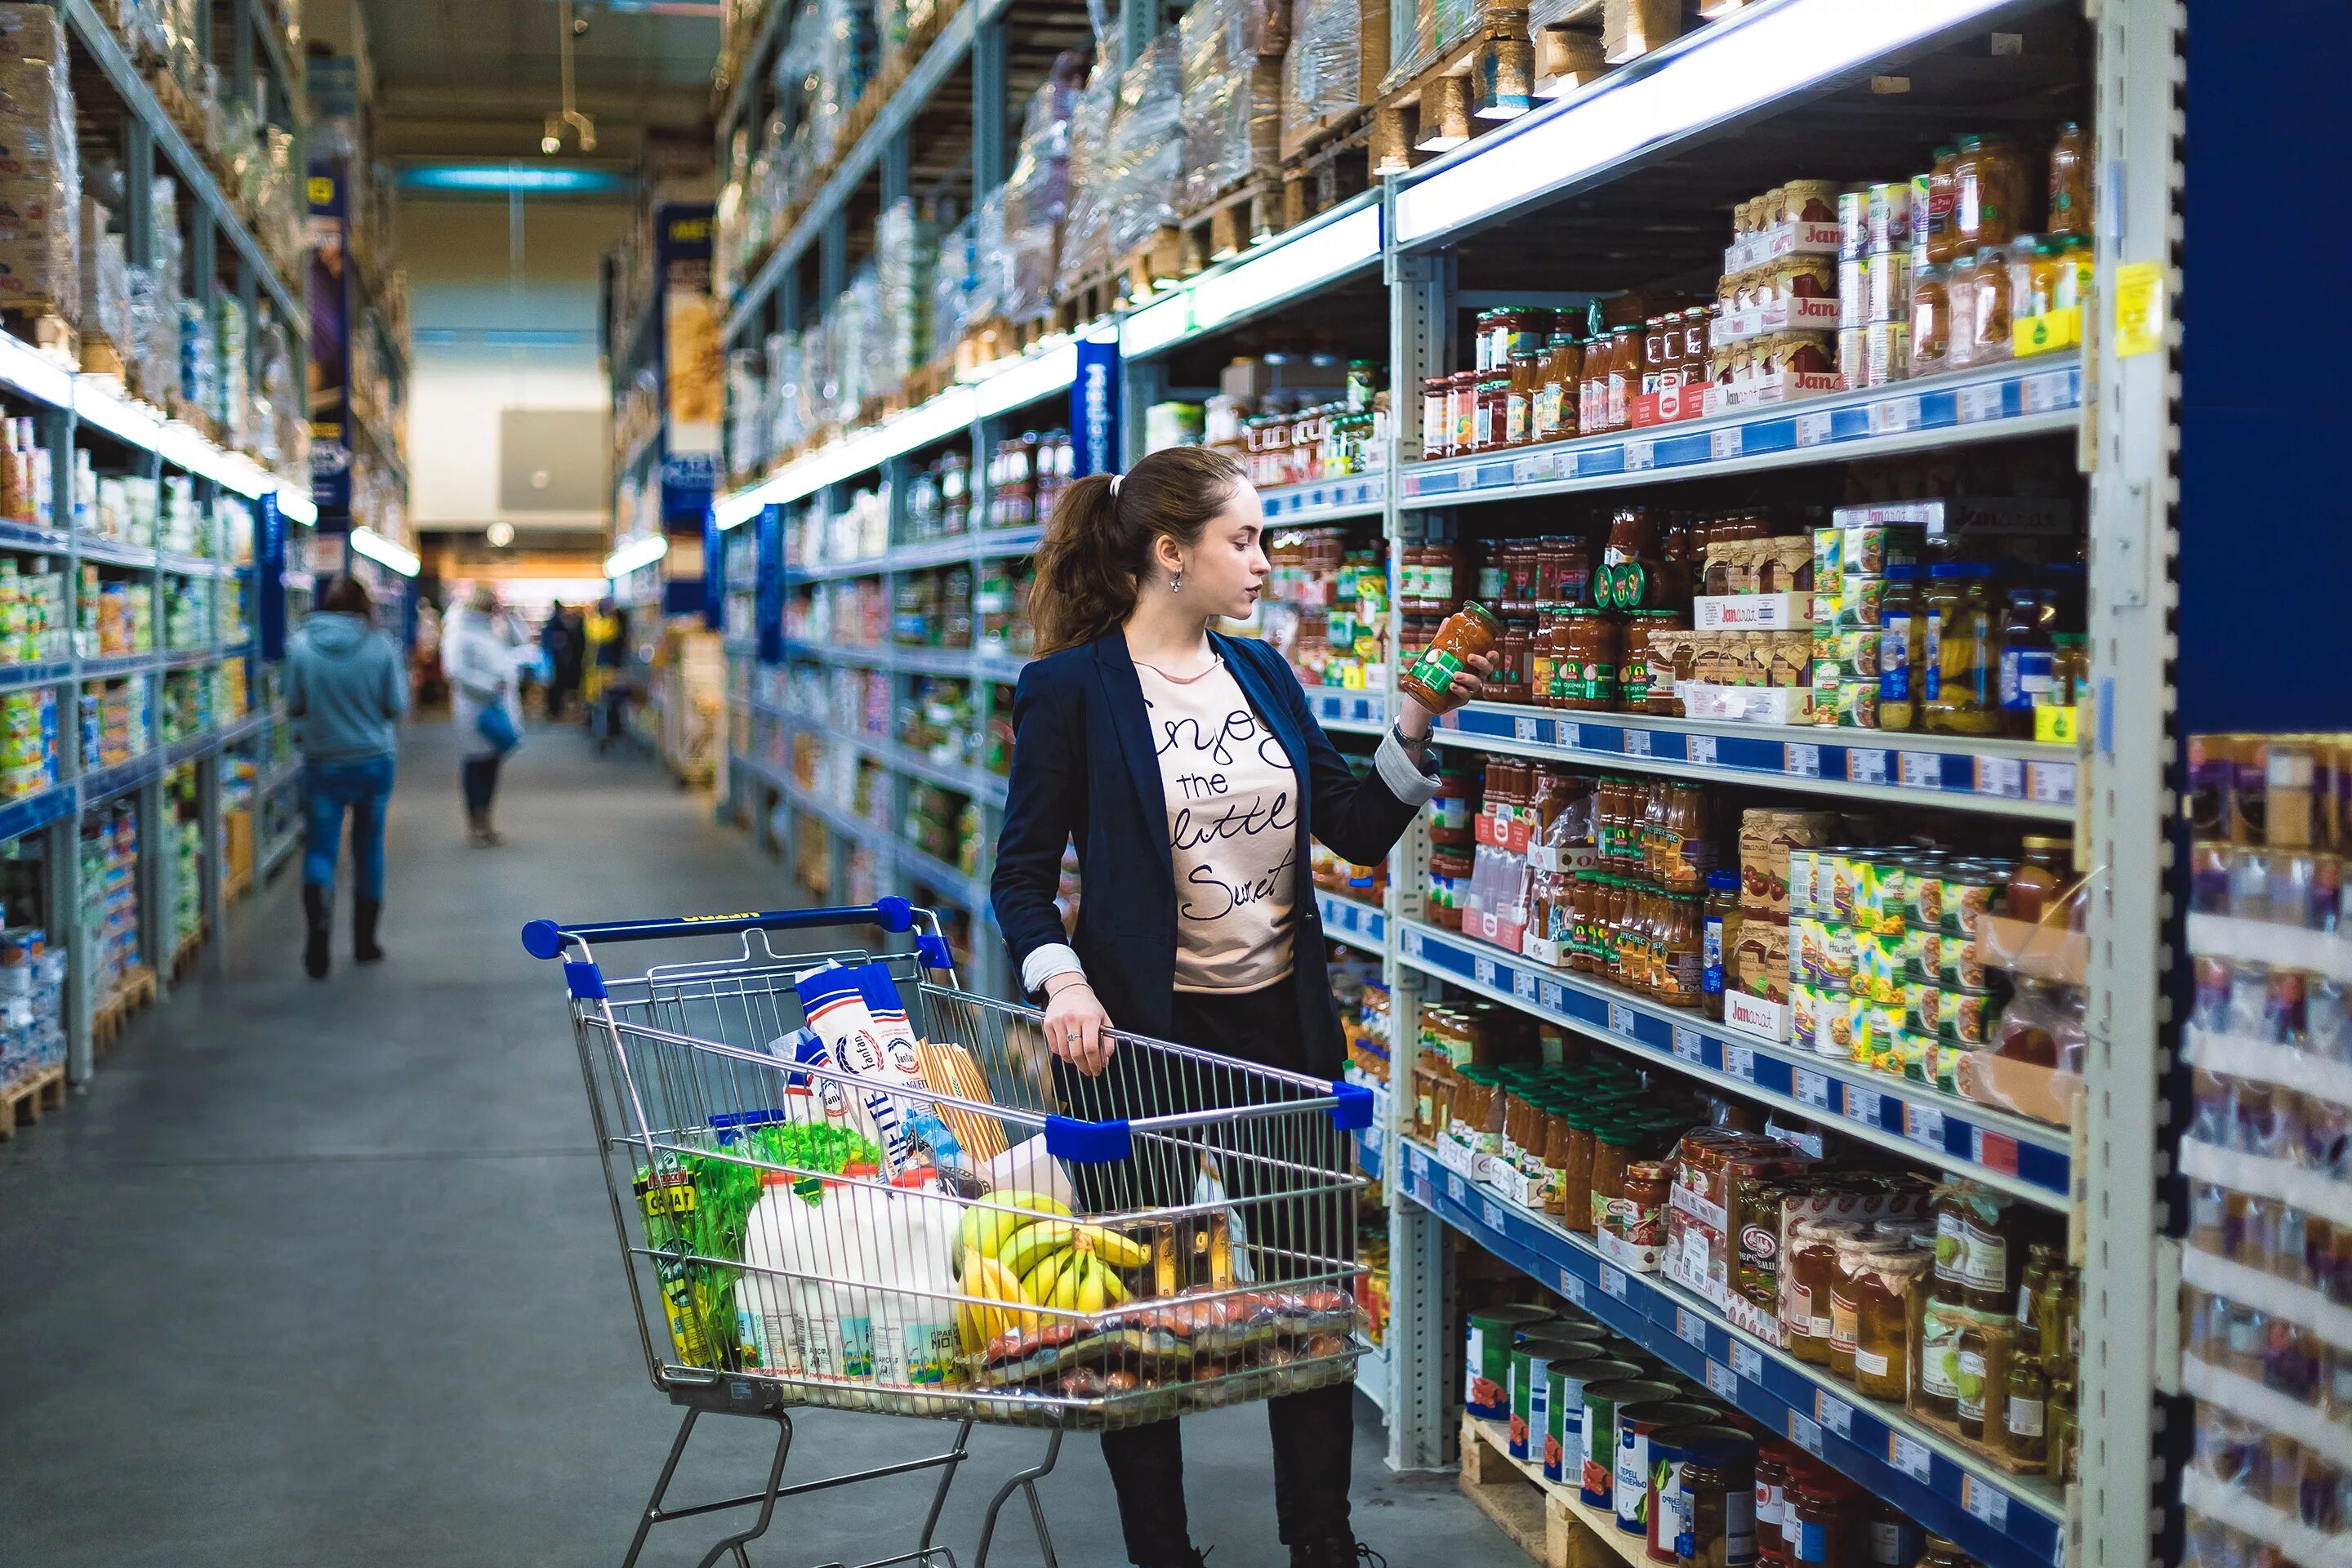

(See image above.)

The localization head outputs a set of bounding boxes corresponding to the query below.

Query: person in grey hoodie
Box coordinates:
[285,575,408,978]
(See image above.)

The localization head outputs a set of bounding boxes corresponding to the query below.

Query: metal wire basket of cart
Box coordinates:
[521,898,1374,1568]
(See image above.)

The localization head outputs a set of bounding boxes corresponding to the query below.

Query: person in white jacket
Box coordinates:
[440,581,526,845]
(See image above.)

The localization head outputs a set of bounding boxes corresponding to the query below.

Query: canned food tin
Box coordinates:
[1940,862,1999,938]
[1940,925,1986,990]
[1838,327,1867,391]
[1466,1305,1552,1420]
[1616,1401,1719,1538]
[1838,189,1869,261]
[1788,847,1820,919]
[1940,986,1994,1049]
[1855,929,1900,1004]
[1866,250,1912,325]
[1548,1356,1642,1485]
[1790,982,1820,1053]
[1838,259,1869,327]
[1583,1379,1678,1510]
[1867,182,1911,252]
[1864,321,1909,386]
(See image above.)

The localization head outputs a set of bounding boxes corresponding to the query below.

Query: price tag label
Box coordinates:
[1816,1392,1853,1438]
[1725,1046,1757,1082]
[2029,762,2076,805]
[1402,929,1424,960]
[1626,439,1656,471]
[1709,427,1742,461]
[1677,1308,1710,1351]
[1785,742,1822,778]
[1899,751,1944,790]
[1795,1069,1831,1109]
[1539,980,1566,1011]
[1847,749,1889,786]
[1483,1197,1507,1230]
[1609,1002,1638,1039]
[2023,370,2074,415]
[1672,1026,1704,1066]
[1408,1147,1428,1181]
[1977,756,2025,799]
[1474,956,1497,987]
[1513,969,1538,1003]
[1890,1433,1933,1482]
[1732,1343,1763,1383]
[1446,1172,1467,1202]
[1601,1265,1629,1301]
[1707,1359,1739,1401]
[1512,452,1557,484]
[1871,396,1922,435]
[1559,1269,1587,1306]
[1963,1477,2009,1531]
[1624,728,1653,758]
[1847,1086,1885,1127]
[1689,733,1718,767]
[1795,411,1833,447]
[1788,1412,1824,1457]
[1958,381,2006,423]
[1513,715,1540,743]
[1906,1104,1948,1151]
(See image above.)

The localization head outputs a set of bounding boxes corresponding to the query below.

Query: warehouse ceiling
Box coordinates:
[351,0,722,163]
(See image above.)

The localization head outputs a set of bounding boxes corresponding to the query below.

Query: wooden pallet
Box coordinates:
[1169,175,1284,278]
[1370,11,1535,175]
[1054,265,1126,334]
[4,309,78,365]
[1281,109,1377,231]
[91,966,158,1057]
[1118,226,1191,302]
[1458,1414,1650,1568]
[79,329,127,380]
[0,1063,65,1142]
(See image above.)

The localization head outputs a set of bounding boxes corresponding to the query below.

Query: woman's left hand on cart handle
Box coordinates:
[1044,973,1115,1076]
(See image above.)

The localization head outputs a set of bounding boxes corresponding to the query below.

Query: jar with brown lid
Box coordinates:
[2048,122,2091,237]
[1953,133,2029,252]
[1926,146,1962,262]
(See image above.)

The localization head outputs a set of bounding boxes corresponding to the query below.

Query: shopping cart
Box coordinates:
[522,898,1374,1568]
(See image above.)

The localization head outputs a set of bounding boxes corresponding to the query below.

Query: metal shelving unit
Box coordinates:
[702,2,2200,1563]
[0,0,317,1106]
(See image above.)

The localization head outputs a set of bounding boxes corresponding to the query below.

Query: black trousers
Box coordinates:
[1088,970,1356,1565]
[461,752,504,816]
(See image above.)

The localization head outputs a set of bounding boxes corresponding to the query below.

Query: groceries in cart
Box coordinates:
[608,952,1364,1422]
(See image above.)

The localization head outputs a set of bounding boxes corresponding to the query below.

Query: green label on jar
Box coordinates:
[1411,648,1464,693]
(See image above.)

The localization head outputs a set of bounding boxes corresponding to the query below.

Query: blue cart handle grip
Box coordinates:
[520,897,915,960]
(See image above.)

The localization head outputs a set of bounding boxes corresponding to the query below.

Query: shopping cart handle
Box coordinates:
[520,898,916,960]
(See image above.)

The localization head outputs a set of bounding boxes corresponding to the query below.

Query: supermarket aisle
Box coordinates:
[0,720,1501,1568]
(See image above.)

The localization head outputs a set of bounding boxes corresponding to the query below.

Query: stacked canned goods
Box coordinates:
[1788,845,2014,1089]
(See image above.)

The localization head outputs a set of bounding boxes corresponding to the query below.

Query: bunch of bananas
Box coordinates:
[951,1196,1151,1352]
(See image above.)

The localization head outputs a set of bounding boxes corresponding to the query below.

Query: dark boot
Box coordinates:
[354,897,385,964]
[302,884,332,979]
[1143,1551,1210,1568]
[1291,1543,1383,1568]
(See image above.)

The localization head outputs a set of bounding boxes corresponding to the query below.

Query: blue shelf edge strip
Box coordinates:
[1394,1139,2065,1568]
[1398,920,2071,1204]
[1438,706,2076,817]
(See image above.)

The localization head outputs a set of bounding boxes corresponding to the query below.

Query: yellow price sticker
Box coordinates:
[306,176,335,206]
[2035,705,2079,745]
[2114,261,2166,358]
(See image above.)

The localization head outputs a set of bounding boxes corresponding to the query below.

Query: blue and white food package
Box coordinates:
[791,962,964,1172]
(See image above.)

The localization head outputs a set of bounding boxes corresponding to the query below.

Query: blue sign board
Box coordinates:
[1071,337,1121,477]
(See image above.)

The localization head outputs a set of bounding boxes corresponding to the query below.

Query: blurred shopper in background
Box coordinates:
[443,582,526,846]
[286,575,408,979]
[541,601,585,719]
[591,604,635,754]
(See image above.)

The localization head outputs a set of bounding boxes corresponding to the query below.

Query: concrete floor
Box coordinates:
[0,721,1508,1568]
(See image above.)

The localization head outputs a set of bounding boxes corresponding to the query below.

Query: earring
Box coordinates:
[1171,571,1183,595]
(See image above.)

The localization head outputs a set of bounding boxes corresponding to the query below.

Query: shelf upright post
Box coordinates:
[1382,207,1459,1474]
[1119,0,1155,70]
[200,485,225,974]
[51,390,91,1085]
[2081,0,2189,1564]
[819,212,849,310]
[971,15,1007,198]
[230,0,255,119]
[123,114,154,270]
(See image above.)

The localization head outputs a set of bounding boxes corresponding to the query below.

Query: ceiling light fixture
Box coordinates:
[547,0,597,154]
[487,521,516,548]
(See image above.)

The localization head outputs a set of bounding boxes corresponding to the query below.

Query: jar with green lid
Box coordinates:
[1922,563,1999,736]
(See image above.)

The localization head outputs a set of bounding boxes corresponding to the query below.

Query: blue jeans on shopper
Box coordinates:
[304,755,396,899]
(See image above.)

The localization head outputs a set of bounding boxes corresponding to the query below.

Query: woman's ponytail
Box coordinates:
[1027,446,1247,655]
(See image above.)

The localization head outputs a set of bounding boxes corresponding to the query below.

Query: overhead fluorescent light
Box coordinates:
[74,378,160,448]
[1396,0,2010,243]
[276,485,318,526]
[604,532,670,578]
[974,343,1077,419]
[350,527,421,577]
[884,383,979,453]
[0,330,71,407]
[1189,204,1382,333]
[398,164,630,195]
[1119,293,1192,359]
[713,484,768,530]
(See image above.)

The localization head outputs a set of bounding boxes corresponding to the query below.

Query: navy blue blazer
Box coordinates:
[990,629,1432,1078]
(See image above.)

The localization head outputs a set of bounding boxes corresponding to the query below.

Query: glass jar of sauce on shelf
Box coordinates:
[1535,332,1581,443]
[1421,376,1454,459]
[2049,121,2091,237]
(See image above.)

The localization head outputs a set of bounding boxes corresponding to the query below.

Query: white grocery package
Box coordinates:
[737,1165,963,1387]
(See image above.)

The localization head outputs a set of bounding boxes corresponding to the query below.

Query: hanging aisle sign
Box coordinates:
[659,203,721,522]
[305,157,352,526]
[1071,336,1120,478]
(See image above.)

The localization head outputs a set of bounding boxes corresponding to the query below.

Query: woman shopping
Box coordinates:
[285,575,408,978]
[988,446,1490,1568]
[442,582,525,845]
